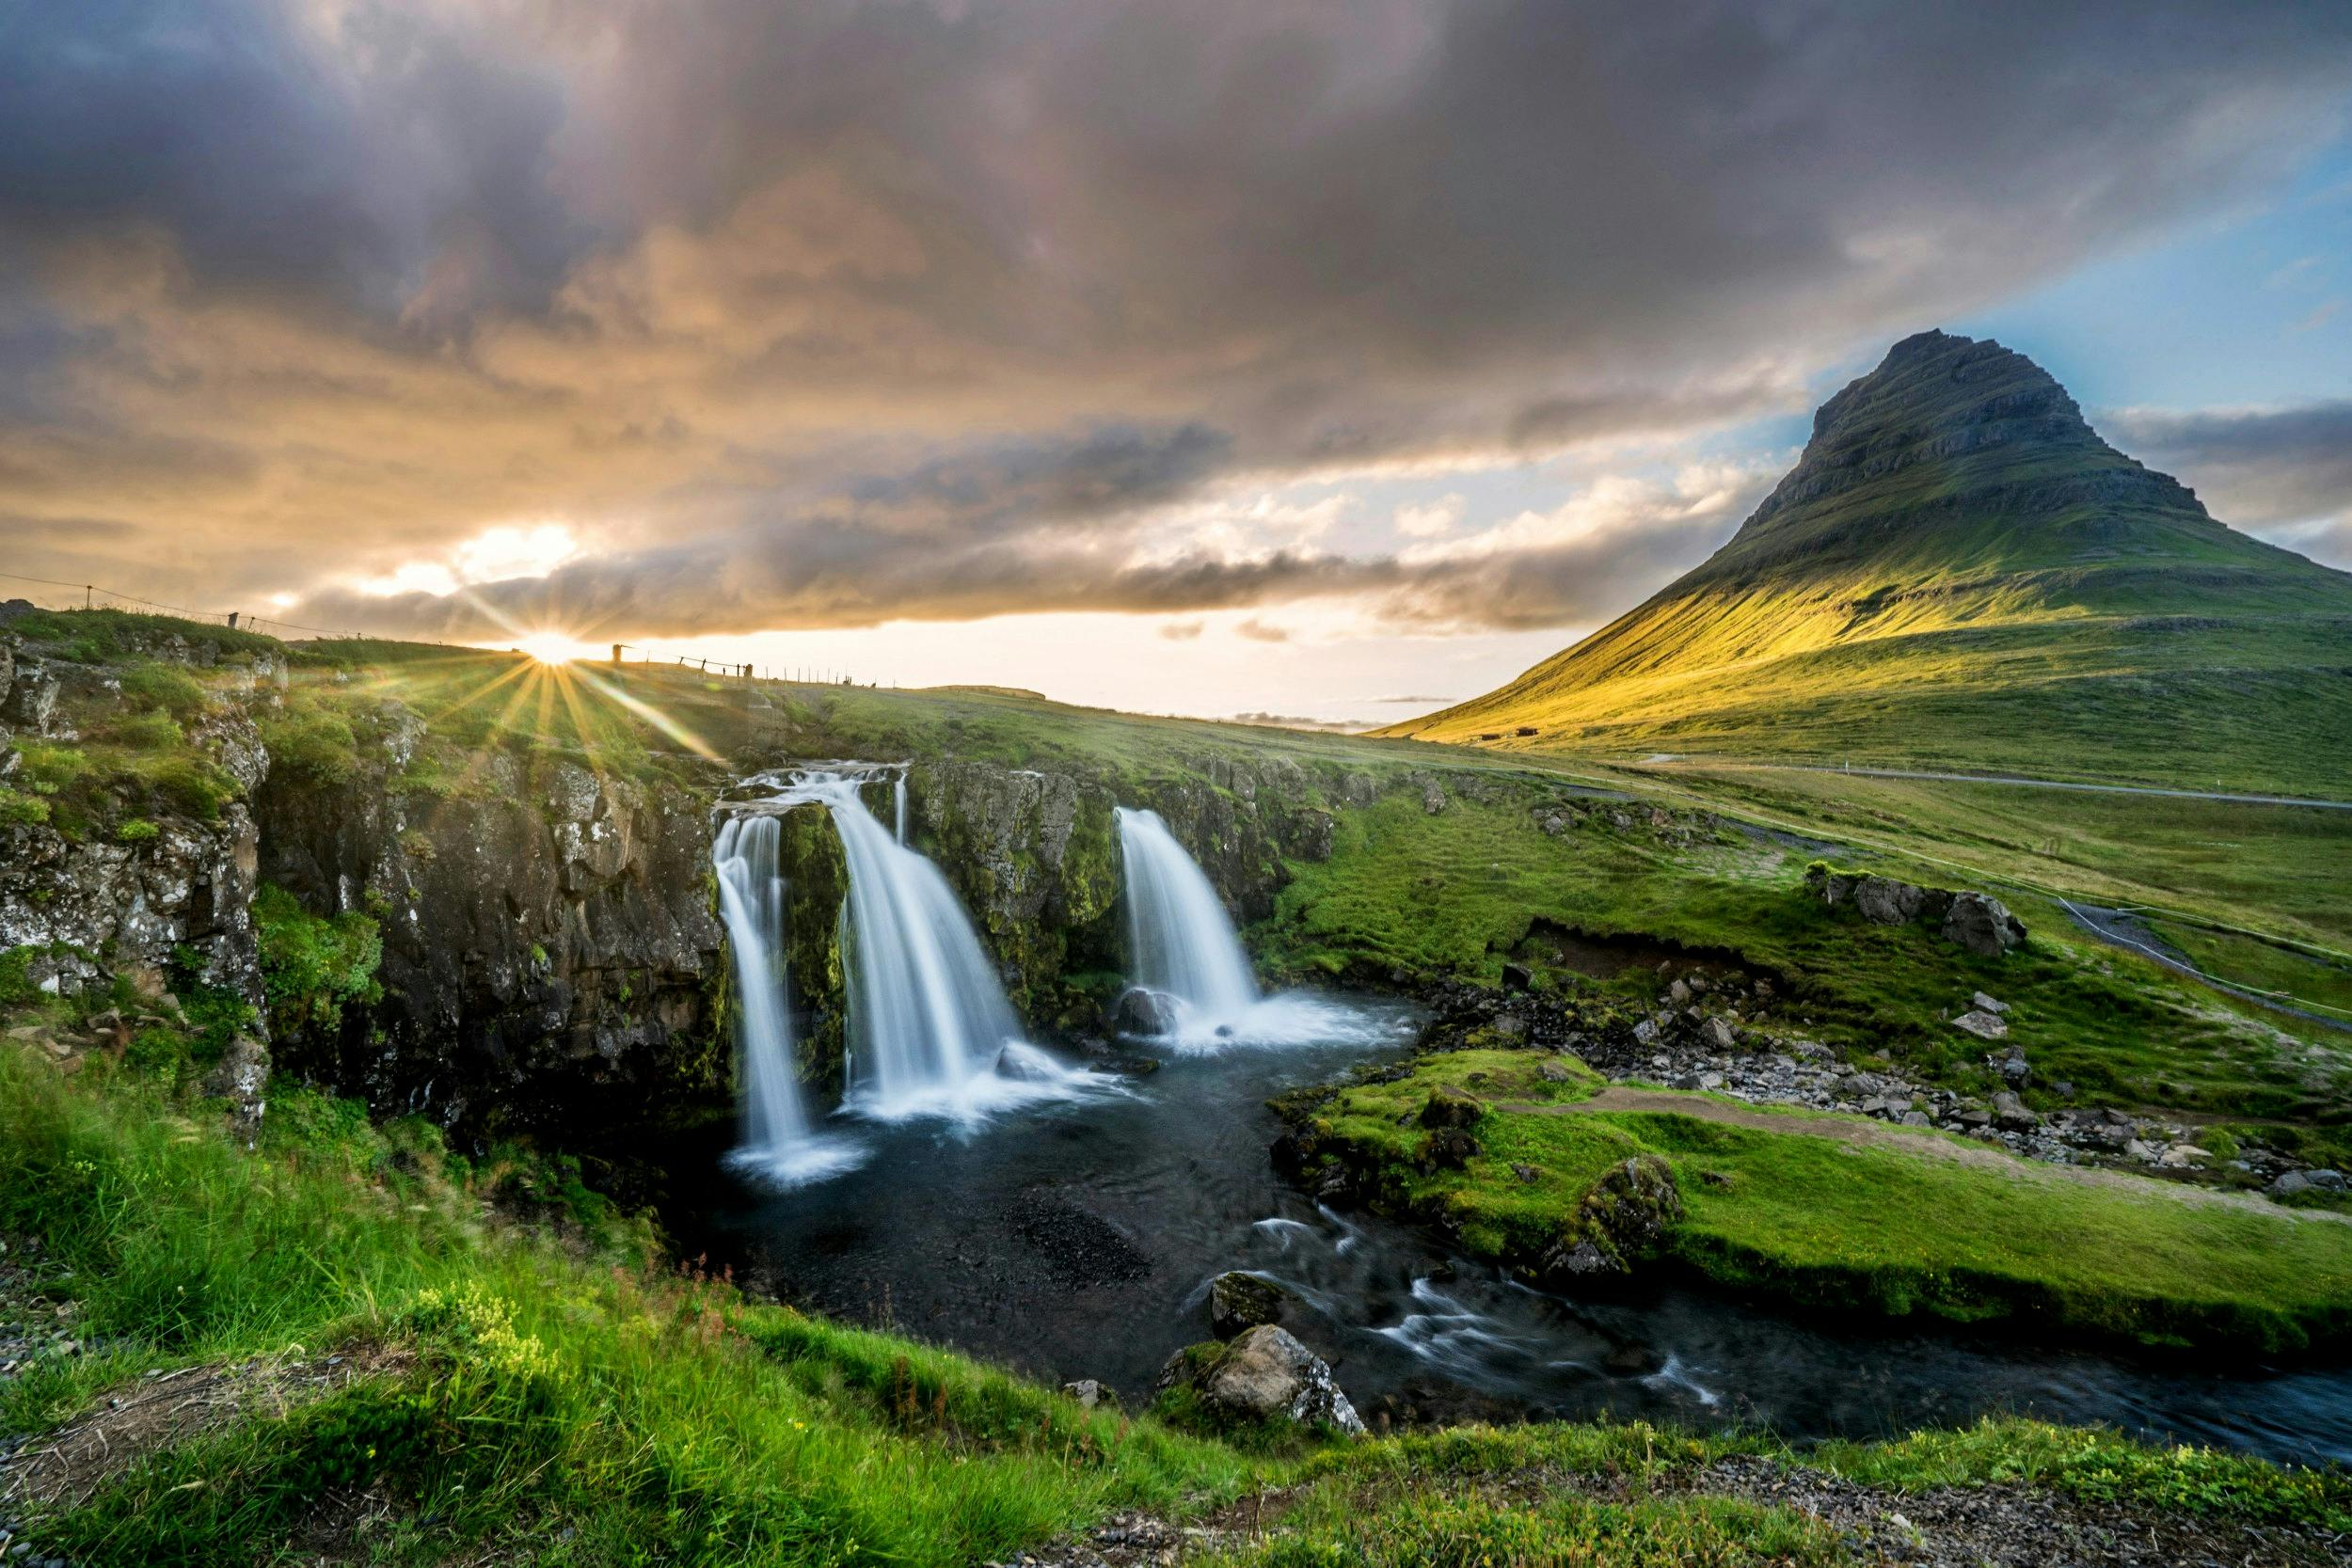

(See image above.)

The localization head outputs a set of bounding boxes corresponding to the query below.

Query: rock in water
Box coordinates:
[1944,893,2026,958]
[1209,1271,1295,1339]
[1200,1325,1366,1435]
[1112,986,1179,1037]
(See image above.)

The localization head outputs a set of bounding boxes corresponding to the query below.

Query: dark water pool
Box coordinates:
[668,1007,2352,1466]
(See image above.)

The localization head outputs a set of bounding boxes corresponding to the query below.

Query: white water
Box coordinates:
[711,816,865,1188]
[893,770,908,845]
[1115,805,1382,1049]
[740,770,1117,1126]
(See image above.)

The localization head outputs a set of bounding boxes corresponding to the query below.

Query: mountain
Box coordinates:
[1384,331,2352,794]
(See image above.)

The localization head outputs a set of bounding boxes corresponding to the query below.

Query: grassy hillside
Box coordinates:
[8,609,2352,1559]
[5,1016,2347,1564]
[1386,332,2352,797]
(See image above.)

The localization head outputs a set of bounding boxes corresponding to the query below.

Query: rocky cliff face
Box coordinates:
[256,742,731,1132]
[0,626,274,1006]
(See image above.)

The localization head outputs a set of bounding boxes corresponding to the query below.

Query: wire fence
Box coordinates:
[0,570,883,687]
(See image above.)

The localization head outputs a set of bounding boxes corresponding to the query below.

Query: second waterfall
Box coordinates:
[1115,803,1393,1049]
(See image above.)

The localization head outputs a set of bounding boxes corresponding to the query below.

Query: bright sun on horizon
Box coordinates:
[514,632,596,665]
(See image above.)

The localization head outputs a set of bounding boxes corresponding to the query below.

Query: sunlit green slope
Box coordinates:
[1386,331,2352,795]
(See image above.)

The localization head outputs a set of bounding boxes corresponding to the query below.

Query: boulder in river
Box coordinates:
[1209,1271,1296,1339]
[1113,987,1179,1037]
[1200,1325,1366,1435]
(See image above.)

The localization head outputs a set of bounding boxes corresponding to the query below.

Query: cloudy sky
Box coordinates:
[6,0,2352,722]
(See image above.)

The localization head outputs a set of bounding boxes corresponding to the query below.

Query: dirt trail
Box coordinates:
[1507,1086,2351,1224]
[0,1343,412,1512]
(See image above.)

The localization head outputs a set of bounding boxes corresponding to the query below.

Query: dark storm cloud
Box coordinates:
[6,0,2352,629]
[0,0,588,322]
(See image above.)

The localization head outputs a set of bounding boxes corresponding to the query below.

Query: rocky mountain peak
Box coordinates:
[1730,329,2196,548]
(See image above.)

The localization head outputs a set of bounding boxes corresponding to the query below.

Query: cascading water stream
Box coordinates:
[818,775,1024,1113]
[712,815,864,1187]
[739,768,1114,1125]
[1116,806,1260,1028]
[1115,804,1384,1048]
[894,770,908,845]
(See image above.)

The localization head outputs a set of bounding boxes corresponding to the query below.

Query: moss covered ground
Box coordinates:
[1290,1051,2352,1353]
[1258,791,2350,1127]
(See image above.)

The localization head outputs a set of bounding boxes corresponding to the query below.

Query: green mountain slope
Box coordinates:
[1387,331,2352,795]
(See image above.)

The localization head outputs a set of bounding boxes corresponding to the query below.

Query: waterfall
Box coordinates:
[712,816,863,1187]
[1115,806,1260,1033]
[770,770,1110,1122]
[894,770,908,845]
[1116,804,1385,1049]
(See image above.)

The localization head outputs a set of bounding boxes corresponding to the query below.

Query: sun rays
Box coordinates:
[293,635,724,800]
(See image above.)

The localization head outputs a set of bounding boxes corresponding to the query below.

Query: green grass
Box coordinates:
[5,1006,2347,1560]
[1258,792,2350,1119]
[1578,761,2352,958]
[252,881,385,1046]
[0,1043,1266,1565]
[1295,1050,2352,1351]
[1201,1416,2352,1564]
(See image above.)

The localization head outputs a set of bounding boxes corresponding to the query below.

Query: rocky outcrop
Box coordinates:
[901,752,1348,1032]
[3,618,1398,1139]
[256,750,730,1132]
[0,635,267,1004]
[910,760,1120,1027]
[202,1033,271,1142]
[1542,1155,1683,1278]
[1804,864,2026,957]
[1164,1324,1366,1435]
[1943,892,2028,958]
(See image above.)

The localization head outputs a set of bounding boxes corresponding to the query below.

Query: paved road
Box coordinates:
[1642,759,2352,812]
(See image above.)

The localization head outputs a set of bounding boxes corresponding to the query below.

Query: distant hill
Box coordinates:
[1383,331,2352,795]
